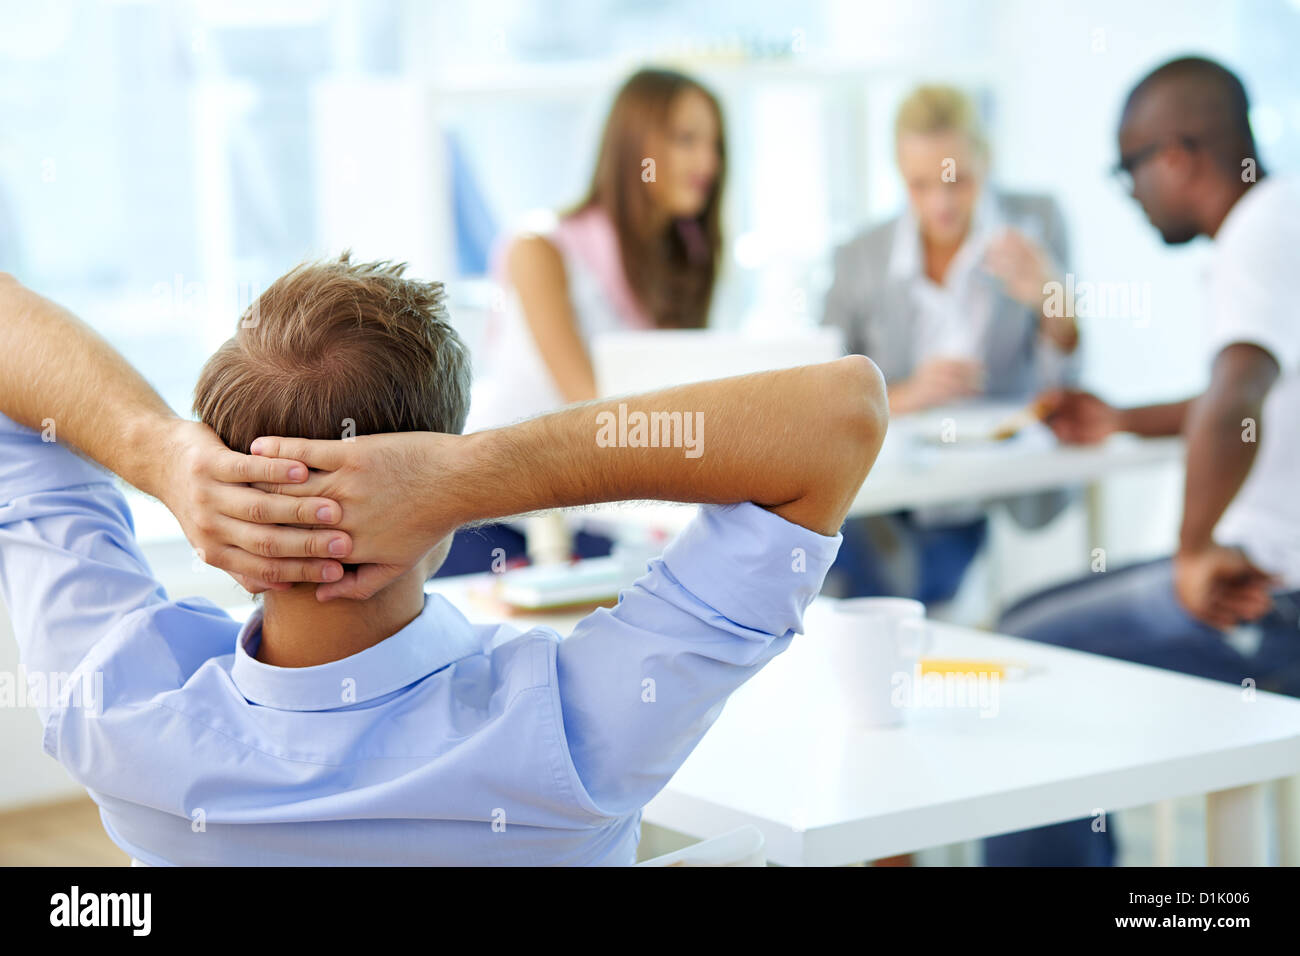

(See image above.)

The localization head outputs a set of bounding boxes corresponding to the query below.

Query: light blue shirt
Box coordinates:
[0,412,841,865]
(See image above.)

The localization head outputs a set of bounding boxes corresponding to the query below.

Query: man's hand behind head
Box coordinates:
[250,431,466,602]
[160,420,353,593]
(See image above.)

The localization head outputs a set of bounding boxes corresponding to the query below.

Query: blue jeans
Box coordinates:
[983,557,1300,866]
[432,523,613,578]
[829,512,988,605]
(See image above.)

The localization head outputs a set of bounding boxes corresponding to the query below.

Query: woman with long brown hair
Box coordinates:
[444,67,727,574]
[467,66,726,431]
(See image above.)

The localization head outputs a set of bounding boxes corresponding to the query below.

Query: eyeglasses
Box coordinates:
[1110,135,1199,194]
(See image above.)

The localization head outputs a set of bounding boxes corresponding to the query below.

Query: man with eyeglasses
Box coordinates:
[984,56,1300,866]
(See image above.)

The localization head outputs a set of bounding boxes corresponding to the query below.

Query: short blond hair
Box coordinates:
[894,85,987,157]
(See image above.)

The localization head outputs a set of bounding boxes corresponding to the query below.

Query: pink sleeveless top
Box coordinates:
[549,206,653,331]
[468,206,652,431]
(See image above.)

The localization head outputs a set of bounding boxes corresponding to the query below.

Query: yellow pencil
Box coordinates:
[919,657,1033,679]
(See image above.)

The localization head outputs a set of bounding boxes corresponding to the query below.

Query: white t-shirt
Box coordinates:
[1206,174,1300,589]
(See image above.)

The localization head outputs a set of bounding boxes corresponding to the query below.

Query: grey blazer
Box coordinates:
[823,190,1080,529]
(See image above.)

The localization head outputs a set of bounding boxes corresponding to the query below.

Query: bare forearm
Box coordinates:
[542,347,598,404]
[0,275,176,496]
[450,357,888,535]
[510,235,599,403]
[1116,399,1194,437]
[1179,397,1260,551]
[1177,346,1277,552]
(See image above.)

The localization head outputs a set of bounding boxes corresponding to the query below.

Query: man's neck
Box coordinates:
[257,580,426,668]
[922,233,965,285]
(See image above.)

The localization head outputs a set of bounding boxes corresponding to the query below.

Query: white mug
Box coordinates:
[813,597,932,728]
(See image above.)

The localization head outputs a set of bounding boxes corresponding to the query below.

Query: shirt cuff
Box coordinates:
[658,501,842,637]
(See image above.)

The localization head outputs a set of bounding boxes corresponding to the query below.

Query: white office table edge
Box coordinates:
[641,734,1300,867]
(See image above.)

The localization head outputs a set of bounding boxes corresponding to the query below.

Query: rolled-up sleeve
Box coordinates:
[0,412,164,730]
[554,501,841,815]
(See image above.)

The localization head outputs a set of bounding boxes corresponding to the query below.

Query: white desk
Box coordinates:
[642,623,1300,866]
[853,430,1183,518]
[427,577,1300,867]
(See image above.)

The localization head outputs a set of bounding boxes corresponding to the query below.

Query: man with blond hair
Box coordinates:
[821,83,1077,604]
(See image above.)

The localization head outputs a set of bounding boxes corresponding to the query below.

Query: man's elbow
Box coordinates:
[773,357,888,535]
[806,356,889,515]
[824,354,889,487]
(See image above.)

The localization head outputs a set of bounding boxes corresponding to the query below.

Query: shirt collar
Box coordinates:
[230,594,482,711]
[888,187,1006,283]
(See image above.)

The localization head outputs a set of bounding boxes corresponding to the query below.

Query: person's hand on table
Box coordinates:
[890,357,984,414]
[157,419,352,593]
[249,432,466,602]
[1173,544,1278,631]
[1038,389,1120,444]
